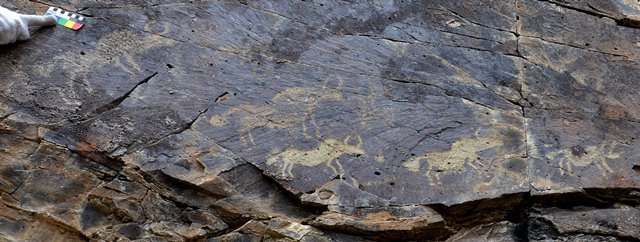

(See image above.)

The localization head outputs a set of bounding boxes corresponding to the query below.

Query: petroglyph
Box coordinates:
[544,143,619,176]
[36,30,173,80]
[357,77,395,130]
[404,134,502,184]
[266,135,365,178]
[209,78,343,142]
[272,78,343,138]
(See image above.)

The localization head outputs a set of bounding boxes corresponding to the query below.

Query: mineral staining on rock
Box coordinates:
[2,0,640,241]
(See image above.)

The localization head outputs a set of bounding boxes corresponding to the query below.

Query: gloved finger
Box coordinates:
[20,14,57,27]
[17,25,30,41]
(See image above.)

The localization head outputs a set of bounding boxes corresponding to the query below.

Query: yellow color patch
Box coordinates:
[64,20,76,28]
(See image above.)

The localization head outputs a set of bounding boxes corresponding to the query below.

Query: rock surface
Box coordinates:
[1,0,640,241]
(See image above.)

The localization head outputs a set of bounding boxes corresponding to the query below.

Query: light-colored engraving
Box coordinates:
[544,143,619,176]
[272,78,343,138]
[266,135,365,178]
[358,77,395,130]
[404,135,502,184]
[209,78,344,142]
[37,30,172,80]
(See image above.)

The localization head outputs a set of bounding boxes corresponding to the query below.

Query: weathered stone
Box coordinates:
[309,205,452,240]
[0,203,87,241]
[534,205,640,239]
[208,219,362,242]
[445,221,520,242]
[519,0,640,194]
[2,0,640,240]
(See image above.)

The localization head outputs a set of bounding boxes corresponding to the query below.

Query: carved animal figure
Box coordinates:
[210,79,343,143]
[545,144,618,176]
[404,136,499,184]
[267,135,365,178]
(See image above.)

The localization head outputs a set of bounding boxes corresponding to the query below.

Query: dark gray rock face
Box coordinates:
[1,0,640,241]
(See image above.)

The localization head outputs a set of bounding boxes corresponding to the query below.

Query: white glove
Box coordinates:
[0,6,57,45]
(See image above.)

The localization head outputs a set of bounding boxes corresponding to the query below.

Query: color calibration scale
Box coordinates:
[45,7,86,30]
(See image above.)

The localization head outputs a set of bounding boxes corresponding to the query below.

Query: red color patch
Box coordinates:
[72,22,83,30]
